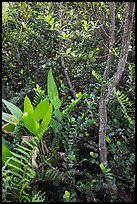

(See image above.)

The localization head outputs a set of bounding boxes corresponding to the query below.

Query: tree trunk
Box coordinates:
[99,2,115,166]
[99,2,135,167]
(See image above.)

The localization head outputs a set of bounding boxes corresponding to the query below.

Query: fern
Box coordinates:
[32,190,45,202]
[32,84,45,108]
[43,168,67,183]
[114,89,134,124]
[62,117,77,179]
[92,70,106,84]
[2,139,37,202]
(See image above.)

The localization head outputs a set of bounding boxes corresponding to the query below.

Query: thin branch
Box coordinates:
[105,2,135,103]
[103,2,115,80]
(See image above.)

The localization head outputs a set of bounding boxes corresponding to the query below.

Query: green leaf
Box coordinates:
[7,163,24,173]
[117,141,121,146]
[48,68,62,109]
[49,18,54,25]
[33,98,49,121]
[66,48,72,55]
[2,112,18,123]
[106,136,111,144]
[50,118,62,134]
[22,112,39,135]
[100,163,106,171]
[40,104,53,133]
[2,137,12,163]
[24,96,34,115]
[10,156,26,167]
[92,70,105,84]
[82,20,88,31]
[42,64,46,69]
[129,153,135,163]
[2,98,23,121]
[65,191,70,198]
[53,109,62,122]
[46,14,52,22]
[90,152,94,157]
[2,122,15,134]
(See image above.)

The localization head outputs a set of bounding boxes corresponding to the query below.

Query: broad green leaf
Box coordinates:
[33,98,49,121]
[48,68,62,109]
[2,98,23,121]
[40,104,53,132]
[24,96,34,115]
[2,122,15,134]
[53,97,62,110]
[2,137,12,163]
[100,163,106,171]
[2,112,18,123]
[22,112,39,135]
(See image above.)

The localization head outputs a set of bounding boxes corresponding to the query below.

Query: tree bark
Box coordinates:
[99,2,135,167]
[99,2,115,166]
[105,2,135,103]
[58,2,76,99]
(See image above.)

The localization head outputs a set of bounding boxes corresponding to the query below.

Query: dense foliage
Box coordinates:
[2,2,135,202]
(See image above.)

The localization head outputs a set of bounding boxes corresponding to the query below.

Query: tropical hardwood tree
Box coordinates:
[98,2,135,166]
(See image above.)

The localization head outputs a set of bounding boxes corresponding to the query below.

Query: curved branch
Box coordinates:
[105,2,135,103]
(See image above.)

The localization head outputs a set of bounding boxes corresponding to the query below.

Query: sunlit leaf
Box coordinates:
[40,103,53,132]
[32,98,49,121]
[22,112,39,135]
[24,96,34,115]
[65,191,70,198]
[48,68,62,109]
[100,163,105,171]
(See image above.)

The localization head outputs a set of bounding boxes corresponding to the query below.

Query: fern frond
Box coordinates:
[32,190,45,202]
[43,168,67,183]
[32,84,45,108]
[114,89,134,124]
[2,138,38,202]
